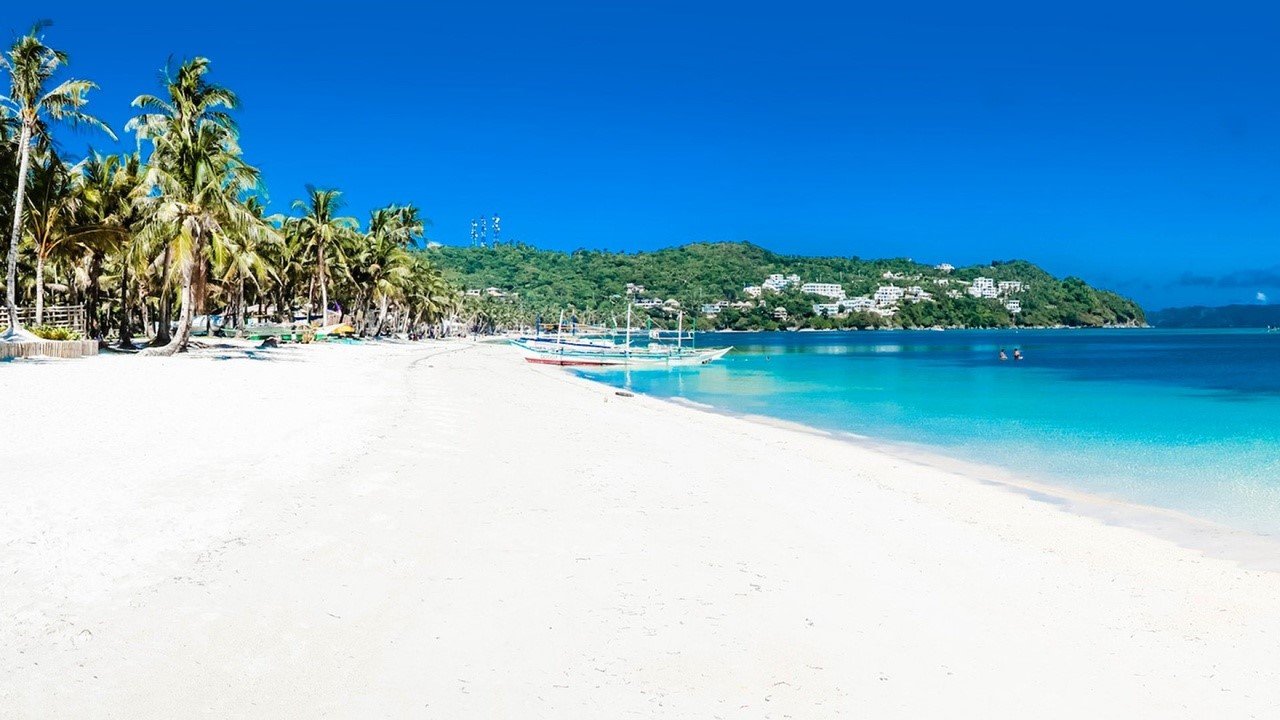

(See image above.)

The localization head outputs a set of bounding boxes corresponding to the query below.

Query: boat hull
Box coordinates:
[520,345,732,367]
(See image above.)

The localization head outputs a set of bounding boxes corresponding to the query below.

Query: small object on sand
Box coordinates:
[615,391,634,398]
[259,337,280,349]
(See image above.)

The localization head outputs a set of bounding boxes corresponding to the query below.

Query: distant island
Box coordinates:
[1148,304,1280,329]
[430,241,1146,330]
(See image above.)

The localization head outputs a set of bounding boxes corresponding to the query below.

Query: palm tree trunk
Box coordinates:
[4,122,33,338]
[87,250,103,340]
[144,263,194,356]
[119,259,134,349]
[318,247,328,327]
[235,275,246,338]
[376,294,389,337]
[34,251,45,325]
[152,243,173,346]
[306,275,315,325]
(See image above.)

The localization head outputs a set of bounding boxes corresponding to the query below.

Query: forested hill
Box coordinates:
[1148,304,1280,328]
[429,241,1146,330]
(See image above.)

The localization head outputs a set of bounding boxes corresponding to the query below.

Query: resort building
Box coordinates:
[625,283,646,295]
[742,285,763,298]
[998,280,1025,294]
[840,297,876,312]
[701,303,723,316]
[874,285,906,306]
[800,282,847,300]
[1006,299,1022,314]
[968,277,999,299]
[772,307,789,321]
[904,286,933,303]
[762,274,791,292]
[633,298,663,309]
[812,303,842,316]
[935,263,955,273]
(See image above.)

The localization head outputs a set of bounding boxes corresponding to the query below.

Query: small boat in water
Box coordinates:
[519,343,732,367]
[514,306,732,367]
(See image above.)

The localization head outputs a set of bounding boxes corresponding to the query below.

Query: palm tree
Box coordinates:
[403,253,456,336]
[21,150,79,325]
[212,195,273,336]
[71,152,143,342]
[128,57,267,355]
[290,186,357,326]
[1,21,113,340]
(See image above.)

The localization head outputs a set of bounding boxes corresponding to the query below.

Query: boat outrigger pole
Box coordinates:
[625,303,633,361]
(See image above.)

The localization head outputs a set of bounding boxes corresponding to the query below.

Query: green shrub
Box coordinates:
[30,325,83,341]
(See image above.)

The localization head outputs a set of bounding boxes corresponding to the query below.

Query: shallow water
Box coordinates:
[578,329,1280,535]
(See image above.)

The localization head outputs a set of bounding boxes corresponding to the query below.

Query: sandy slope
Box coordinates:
[3,341,1279,718]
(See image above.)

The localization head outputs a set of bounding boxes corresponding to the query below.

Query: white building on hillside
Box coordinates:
[762,274,801,292]
[841,297,876,312]
[742,285,762,298]
[1006,299,1022,314]
[904,286,933,303]
[935,263,955,273]
[874,285,905,306]
[968,277,999,299]
[812,303,842,316]
[762,274,789,292]
[800,282,846,300]
[998,280,1025,294]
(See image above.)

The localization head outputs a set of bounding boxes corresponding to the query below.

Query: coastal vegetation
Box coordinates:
[0,23,457,350]
[435,241,1146,330]
[1147,304,1280,328]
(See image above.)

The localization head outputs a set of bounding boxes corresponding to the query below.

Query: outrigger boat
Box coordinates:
[513,306,732,367]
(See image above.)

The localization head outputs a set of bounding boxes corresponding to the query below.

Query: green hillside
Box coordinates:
[429,241,1146,330]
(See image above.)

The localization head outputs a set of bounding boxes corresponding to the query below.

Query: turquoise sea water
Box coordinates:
[578,330,1280,535]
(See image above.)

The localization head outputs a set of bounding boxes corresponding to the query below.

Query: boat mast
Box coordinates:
[677,312,683,350]
[625,303,633,360]
[557,309,565,350]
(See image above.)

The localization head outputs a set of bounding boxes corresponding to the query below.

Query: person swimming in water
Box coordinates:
[999,348,1008,361]
[1013,348,1023,361]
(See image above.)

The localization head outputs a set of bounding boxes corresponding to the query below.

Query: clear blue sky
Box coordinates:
[13,1,1280,308]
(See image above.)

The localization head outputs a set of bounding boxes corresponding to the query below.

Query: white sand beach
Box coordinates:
[4,341,1280,718]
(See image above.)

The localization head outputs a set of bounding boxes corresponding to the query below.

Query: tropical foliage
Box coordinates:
[0,23,458,351]
[433,241,1147,330]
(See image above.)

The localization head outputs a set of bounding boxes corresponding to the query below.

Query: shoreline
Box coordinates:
[565,357,1280,572]
[6,341,1280,717]
[581,378,1280,573]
